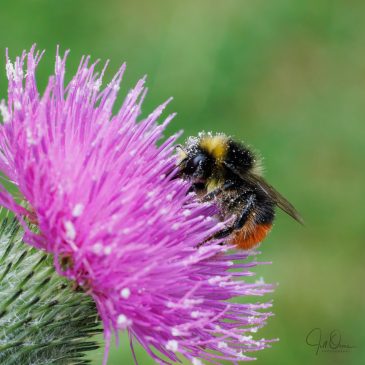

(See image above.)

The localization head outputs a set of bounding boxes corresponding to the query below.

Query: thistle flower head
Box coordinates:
[0,46,274,364]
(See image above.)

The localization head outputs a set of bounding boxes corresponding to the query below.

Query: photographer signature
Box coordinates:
[305,328,356,355]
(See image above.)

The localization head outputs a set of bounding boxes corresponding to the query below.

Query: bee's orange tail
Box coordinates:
[231,224,272,250]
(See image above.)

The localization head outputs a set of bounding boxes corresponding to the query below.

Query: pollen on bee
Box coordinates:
[177,148,187,161]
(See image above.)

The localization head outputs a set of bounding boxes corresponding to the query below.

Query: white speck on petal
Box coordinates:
[92,242,103,254]
[218,341,228,349]
[183,298,203,307]
[64,221,76,240]
[93,78,102,91]
[14,100,21,110]
[72,203,84,217]
[55,55,62,73]
[6,60,15,80]
[171,327,181,336]
[112,83,120,92]
[0,100,10,123]
[117,314,127,324]
[237,350,250,360]
[26,128,36,145]
[147,191,156,198]
[192,358,203,365]
[117,314,132,328]
[255,276,265,285]
[208,276,222,285]
[182,209,191,217]
[104,246,112,255]
[239,335,253,342]
[120,288,131,299]
[160,208,168,215]
[166,340,178,352]
[171,223,180,230]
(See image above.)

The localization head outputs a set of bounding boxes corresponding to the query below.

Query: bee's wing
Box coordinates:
[223,162,303,224]
[250,174,304,224]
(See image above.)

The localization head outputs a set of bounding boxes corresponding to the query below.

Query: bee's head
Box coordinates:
[176,142,213,182]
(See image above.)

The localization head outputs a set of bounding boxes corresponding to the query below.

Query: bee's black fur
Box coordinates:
[225,139,254,173]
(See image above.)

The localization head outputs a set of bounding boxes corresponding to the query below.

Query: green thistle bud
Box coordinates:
[0,218,101,364]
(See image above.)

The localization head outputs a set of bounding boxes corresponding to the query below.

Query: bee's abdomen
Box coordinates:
[231,223,273,250]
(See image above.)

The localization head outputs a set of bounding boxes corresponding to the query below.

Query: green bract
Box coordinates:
[0,218,101,365]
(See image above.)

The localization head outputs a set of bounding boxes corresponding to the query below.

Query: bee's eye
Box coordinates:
[184,154,206,174]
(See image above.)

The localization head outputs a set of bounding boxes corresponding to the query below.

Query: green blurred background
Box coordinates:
[0,1,364,364]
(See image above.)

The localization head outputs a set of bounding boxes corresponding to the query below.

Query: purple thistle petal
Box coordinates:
[0,46,275,364]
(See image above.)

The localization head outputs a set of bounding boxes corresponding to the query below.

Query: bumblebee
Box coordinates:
[177,132,303,250]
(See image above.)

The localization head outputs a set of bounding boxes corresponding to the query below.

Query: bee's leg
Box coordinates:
[201,181,236,202]
[202,193,256,245]
[188,182,206,194]
[210,226,235,240]
[233,193,256,230]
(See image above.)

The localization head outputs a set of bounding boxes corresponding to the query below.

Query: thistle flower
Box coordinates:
[0,46,275,364]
